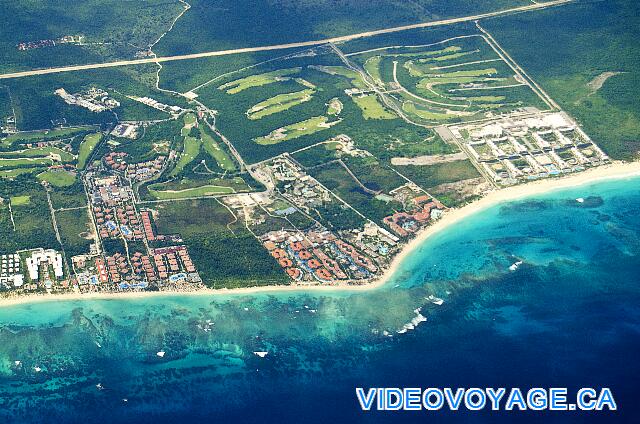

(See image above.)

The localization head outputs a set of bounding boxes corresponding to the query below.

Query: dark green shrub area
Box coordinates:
[393,160,480,190]
[153,198,288,288]
[0,177,59,253]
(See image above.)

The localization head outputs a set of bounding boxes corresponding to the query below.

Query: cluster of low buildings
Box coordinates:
[129,96,183,116]
[110,123,138,139]
[0,249,65,292]
[0,253,23,288]
[270,156,332,210]
[69,171,203,292]
[261,227,380,283]
[55,87,120,113]
[102,152,166,182]
[17,35,83,51]
[242,156,403,284]
[451,112,609,185]
[383,185,445,238]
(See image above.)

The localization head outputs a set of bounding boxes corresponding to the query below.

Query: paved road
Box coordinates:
[0,0,572,80]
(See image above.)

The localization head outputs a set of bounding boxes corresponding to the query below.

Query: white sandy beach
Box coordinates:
[1,160,640,308]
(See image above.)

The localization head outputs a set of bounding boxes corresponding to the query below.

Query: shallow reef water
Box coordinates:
[1,177,639,423]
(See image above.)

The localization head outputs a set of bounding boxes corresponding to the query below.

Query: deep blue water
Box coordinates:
[1,176,639,423]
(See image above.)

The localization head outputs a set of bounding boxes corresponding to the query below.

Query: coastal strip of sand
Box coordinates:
[1,160,639,308]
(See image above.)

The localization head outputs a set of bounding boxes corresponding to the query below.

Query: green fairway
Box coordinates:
[255,116,339,145]
[352,94,397,120]
[0,157,53,169]
[150,184,235,199]
[200,127,236,171]
[0,146,74,162]
[0,168,43,179]
[312,66,368,89]
[219,68,302,94]
[170,135,200,176]
[37,170,77,187]
[364,56,384,86]
[247,89,314,120]
[10,195,31,206]
[402,101,459,122]
[1,127,91,147]
[183,112,197,126]
[77,133,102,169]
[327,98,343,116]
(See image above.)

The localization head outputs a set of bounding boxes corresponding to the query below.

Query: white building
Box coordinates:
[26,249,64,281]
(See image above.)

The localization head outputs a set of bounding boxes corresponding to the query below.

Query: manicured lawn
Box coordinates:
[200,128,236,171]
[247,89,314,120]
[77,133,102,169]
[10,195,31,206]
[37,170,77,187]
[352,94,397,120]
[219,68,301,94]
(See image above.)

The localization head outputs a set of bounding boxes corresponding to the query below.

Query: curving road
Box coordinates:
[0,0,572,80]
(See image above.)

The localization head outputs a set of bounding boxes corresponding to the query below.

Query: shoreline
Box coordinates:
[2,160,639,308]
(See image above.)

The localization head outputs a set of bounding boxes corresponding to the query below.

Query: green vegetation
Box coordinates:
[76,133,102,169]
[37,169,77,187]
[394,160,480,189]
[247,89,314,120]
[0,168,42,179]
[219,68,301,94]
[327,98,343,116]
[153,198,289,288]
[10,195,30,206]
[484,0,640,159]
[0,179,59,253]
[56,208,92,258]
[0,0,186,73]
[1,127,91,147]
[200,127,236,171]
[352,94,397,120]
[311,161,401,224]
[0,157,53,169]
[170,134,200,176]
[313,65,368,89]
[255,116,338,145]
[148,176,250,200]
[150,184,235,199]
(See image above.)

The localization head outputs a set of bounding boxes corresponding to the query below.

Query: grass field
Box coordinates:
[0,168,42,179]
[219,68,302,94]
[170,135,200,176]
[200,127,236,171]
[0,146,74,161]
[148,176,249,200]
[0,157,53,169]
[352,94,397,120]
[37,169,77,187]
[255,116,338,145]
[152,197,288,288]
[393,159,480,189]
[149,184,236,199]
[76,133,102,169]
[1,127,91,147]
[10,195,30,206]
[247,89,314,120]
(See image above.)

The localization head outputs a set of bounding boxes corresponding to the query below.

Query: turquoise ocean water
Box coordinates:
[0,176,639,423]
